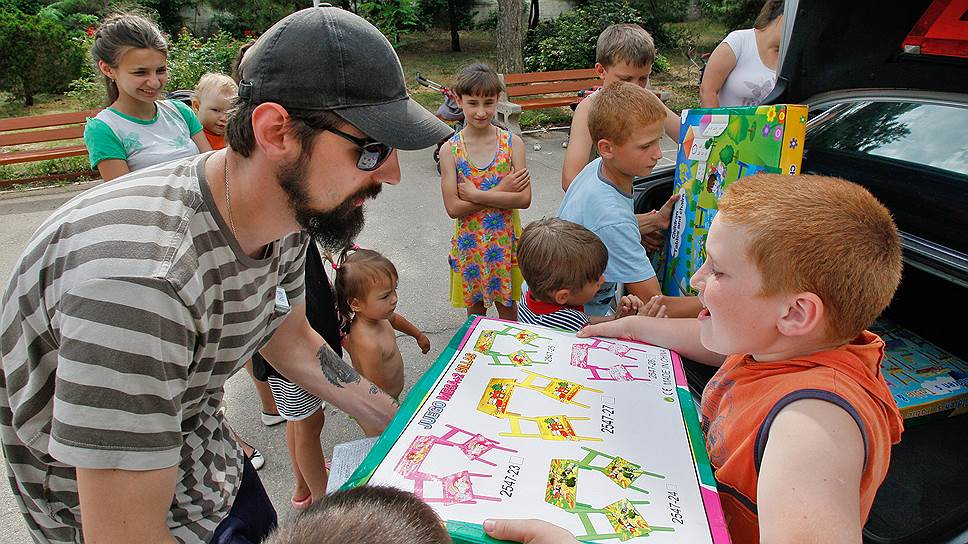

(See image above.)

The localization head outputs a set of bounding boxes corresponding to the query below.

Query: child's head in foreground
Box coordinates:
[519,218,607,306]
[192,73,238,136]
[588,82,666,178]
[453,63,504,129]
[264,485,452,544]
[691,174,902,358]
[595,23,656,88]
[334,248,399,322]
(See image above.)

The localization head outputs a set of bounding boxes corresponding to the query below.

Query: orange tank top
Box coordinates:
[700,331,904,542]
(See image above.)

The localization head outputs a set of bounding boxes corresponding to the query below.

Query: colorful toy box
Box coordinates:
[343,317,730,543]
[871,318,968,424]
[658,105,807,296]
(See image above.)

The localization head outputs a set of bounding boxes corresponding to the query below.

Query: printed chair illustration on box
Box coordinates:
[571,339,652,382]
[394,425,518,505]
[477,371,604,441]
[474,326,551,367]
[546,456,673,541]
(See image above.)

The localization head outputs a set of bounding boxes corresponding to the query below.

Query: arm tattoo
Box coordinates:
[318,346,361,388]
[369,384,380,395]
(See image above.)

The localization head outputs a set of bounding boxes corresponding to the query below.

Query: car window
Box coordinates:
[807,101,968,177]
[803,100,968,259]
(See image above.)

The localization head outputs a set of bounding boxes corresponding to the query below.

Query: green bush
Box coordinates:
[358,0,420,45]
[416,0,478,31]
[206,0,303,34]
[0,8,87,106]
[165,30,241,91]
[523,0,645,72]
[698,0,761,29]
[475,8,497,31]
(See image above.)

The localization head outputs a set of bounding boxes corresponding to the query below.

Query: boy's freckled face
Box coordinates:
[456,93,499,128]
[607,121,664,179]
[194,89,235,135]
[598,61,652,88]
[690,216,786,356]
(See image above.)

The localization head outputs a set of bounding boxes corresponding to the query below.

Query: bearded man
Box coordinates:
[0,7,450,543]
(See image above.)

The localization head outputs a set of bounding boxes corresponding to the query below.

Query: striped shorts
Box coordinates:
[266,375,327,421]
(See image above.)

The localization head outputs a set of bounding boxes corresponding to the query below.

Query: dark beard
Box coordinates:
[277,155,382,253]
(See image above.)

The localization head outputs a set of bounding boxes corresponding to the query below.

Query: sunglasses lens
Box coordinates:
[357,143,392,171]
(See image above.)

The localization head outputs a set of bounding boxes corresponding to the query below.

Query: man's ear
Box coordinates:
[250,102,300,162]
[776,292,824,338]
[597,138,614,159]
[552,288,571,305]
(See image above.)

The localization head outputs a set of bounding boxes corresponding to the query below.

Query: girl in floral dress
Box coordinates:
[439,63,532,319]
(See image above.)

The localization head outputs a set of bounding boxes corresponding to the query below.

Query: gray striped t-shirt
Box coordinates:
[0,152,308,543]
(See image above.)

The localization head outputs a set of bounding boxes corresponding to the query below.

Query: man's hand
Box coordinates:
[637,193,680,251]
[416,333,431,354]
[495,167,531,192]
[483,518,581,544]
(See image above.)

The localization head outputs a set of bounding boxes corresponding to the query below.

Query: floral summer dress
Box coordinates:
[448,127,523,308]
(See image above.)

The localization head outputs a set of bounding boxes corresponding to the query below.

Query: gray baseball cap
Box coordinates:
[237,7,452,150]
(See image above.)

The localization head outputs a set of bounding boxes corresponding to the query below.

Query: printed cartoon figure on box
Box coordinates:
[658,104,807,296]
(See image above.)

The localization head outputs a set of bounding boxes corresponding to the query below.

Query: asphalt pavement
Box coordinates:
[0,129,676,542]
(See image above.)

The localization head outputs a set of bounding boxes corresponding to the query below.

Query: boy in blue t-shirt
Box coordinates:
[558,82,700,317]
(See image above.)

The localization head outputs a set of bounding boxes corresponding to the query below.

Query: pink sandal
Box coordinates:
[291,494,313,512]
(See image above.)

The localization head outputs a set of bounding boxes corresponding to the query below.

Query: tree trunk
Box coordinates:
[447,0,461,52]
[496,0,524,73]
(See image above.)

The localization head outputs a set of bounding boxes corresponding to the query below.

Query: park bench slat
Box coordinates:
[504,79,601,98]
[503,68,598,85]
[0,126,85,146]
[0,145,89,166]
[517,96,581,110]
[0,110,99,132]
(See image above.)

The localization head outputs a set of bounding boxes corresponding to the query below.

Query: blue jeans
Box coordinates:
[209,457,278,544]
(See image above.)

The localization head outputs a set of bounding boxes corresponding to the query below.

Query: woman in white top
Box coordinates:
[83,14,211,181]
[699,0,784,108]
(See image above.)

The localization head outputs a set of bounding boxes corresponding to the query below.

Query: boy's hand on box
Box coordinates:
[617,295,644,318]
[637,193,680,250]
[640,295,669,318]
[483,518,580,544]
[496,167,531,192]
[416,333,431,354]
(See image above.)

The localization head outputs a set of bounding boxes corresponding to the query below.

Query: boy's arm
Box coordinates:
[757,399,866,544]
[440,141,486,218]
[662,103,681,143]
[579,316,725,366]
[562,98,593,191]
[389,312,430,354]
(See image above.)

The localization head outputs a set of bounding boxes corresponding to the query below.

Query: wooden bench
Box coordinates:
[0,109,101,187]
[496,68,671,134]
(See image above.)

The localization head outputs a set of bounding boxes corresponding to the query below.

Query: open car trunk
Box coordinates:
[633,166,968,543]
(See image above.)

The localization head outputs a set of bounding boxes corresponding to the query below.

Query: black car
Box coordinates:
[634,1,967,542]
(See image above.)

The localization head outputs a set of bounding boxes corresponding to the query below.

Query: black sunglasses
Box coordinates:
[327,127,393,171]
